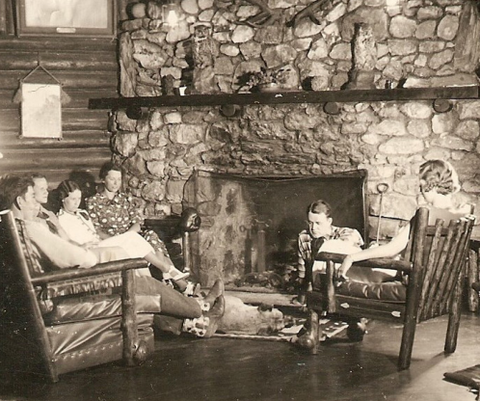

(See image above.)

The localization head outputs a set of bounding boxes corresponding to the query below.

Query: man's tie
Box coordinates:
[38,211,59,235]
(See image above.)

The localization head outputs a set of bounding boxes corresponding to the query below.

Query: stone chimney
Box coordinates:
[111,0,480,245]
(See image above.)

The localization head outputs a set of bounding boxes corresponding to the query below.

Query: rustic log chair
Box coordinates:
[0,208,199,382]
[305,207,475,370]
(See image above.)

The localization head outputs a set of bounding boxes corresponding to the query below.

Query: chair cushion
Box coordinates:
[46,314,154,357]
[313,274,407,302]
[336,280,407,302]
[46,293,161,325]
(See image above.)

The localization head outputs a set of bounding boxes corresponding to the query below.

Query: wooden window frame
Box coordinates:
[16,0,116,38]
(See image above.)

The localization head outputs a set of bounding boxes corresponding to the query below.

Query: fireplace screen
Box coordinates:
[183,170,368,288]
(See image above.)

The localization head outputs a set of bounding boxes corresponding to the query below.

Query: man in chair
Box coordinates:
[0,174,225,338]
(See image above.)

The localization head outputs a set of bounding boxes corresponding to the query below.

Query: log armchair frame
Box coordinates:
[306,207,475,370]
[0,210,151,382]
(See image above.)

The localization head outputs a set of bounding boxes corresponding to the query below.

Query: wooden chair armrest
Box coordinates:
[31,258,148,286]
[316,252,413,273]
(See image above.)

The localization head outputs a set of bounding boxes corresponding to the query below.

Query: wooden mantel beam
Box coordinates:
[88,86,480,110]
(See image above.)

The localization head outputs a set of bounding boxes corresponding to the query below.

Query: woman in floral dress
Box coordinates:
[86,162,191,291]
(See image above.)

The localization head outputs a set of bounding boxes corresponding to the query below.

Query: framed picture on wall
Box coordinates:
[20,82,62,139]
[16,0,116,37]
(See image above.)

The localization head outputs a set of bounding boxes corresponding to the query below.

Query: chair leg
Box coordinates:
[399,271,422,370]
[122,269,139,366]
[309,310,319,355]
[296,309,320,354]
[445,276,463,353]
[398,319,416,370]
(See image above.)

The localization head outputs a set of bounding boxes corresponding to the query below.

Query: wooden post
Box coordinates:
[467,247,479,312]
[0,0,7,35]
[325,260,337,314]
[3,212,59,382]
[417,222,443,321]
[399,207,428,370]
[183,231,191,273]
[309,309,320,355]
[122,269,138,366]
[256,221,266,273]
[423,221,456,319]
[445,266,465,353]
[446,218,475,352]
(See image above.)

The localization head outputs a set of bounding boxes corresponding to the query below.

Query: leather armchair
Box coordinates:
[0,210,161,382]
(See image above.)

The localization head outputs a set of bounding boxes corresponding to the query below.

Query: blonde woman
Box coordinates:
[338,159,473,282]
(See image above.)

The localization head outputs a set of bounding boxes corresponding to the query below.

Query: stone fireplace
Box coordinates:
[182,169,367,285]
[106,0,480,285]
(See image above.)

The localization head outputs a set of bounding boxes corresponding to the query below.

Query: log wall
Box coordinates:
[0,0,126,188]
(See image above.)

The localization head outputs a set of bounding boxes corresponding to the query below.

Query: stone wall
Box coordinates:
[112,0,480,248]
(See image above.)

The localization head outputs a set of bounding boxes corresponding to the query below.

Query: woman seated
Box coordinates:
[338,159,473,283]
[85,162,194,291]
[55,179,193,293]
[293,159,474,349]
[0,174,225,339]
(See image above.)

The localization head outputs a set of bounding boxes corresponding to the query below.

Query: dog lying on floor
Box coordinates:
[217,295,287,335]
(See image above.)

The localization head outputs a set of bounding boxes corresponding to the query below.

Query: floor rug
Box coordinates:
[214,318,351,342]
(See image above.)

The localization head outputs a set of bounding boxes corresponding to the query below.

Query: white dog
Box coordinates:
[217,295,287,335]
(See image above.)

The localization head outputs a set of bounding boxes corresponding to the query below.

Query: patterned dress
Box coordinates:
[85,191,171,257]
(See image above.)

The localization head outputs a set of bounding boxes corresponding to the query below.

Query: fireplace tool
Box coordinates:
[375,183,389,244]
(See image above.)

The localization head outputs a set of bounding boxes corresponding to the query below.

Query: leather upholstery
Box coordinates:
[47,315,155,375]
[313,275,407,302]
[6,213,157,380]
[336,280,406,302]
[46,294,161,325]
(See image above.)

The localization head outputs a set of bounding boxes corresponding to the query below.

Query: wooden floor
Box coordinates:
[0,313,479,401]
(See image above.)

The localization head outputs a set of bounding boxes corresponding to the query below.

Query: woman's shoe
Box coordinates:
[183,281,201,297]
[167,267,190,281]
[174,279,188,293]
[203,279,224,307]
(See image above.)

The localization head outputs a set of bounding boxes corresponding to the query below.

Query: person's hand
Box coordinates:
[128,222,142,233]
[81,241,98,250]
[461,214,476,222]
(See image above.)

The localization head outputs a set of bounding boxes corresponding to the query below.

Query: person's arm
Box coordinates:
[335,227,364,248]
[127,222,142,233]
[297,234,307,280]
[337,223,410,279]
[125,194,144,233]
[25,221,98,269]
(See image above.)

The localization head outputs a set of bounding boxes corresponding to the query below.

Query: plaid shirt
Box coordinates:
[297,226,364,279]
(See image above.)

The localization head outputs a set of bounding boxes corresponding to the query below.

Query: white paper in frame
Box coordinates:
[20,82,62,138]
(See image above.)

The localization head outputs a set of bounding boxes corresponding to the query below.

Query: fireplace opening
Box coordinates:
[184,170,368,292]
